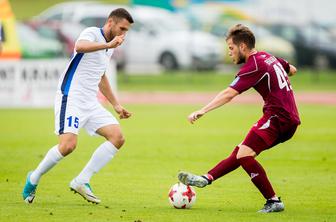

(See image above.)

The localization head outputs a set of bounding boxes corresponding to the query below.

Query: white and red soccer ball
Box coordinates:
[168,183,196,209]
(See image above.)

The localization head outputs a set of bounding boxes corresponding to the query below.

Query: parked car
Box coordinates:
[267,23,336,69]
[35,3,223,70]
[128,6,223,70]
[34,1,99,23]
[25,20,85,57]
[16,22,63,58]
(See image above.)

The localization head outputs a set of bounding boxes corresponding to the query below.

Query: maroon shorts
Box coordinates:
[242,114,299,154]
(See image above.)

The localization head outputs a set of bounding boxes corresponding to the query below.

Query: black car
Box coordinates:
[268,23,336,69]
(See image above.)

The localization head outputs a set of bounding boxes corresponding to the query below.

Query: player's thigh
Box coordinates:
[96,124,124,145]
[278,122,299,143]
[83,104,120,137]
[241,114,280,154]
[237,144,257,158]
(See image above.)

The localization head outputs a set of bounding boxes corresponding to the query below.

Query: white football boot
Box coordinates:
[69,179,101,204]
[178,171,210,188]
[258,198,285,213]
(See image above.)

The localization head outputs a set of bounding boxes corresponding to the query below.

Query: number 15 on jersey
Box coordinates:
[67,116,79,128]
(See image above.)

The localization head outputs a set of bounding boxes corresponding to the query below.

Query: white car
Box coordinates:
[35,3,223,70]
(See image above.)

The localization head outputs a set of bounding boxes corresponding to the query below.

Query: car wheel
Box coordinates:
[160,52,178,70]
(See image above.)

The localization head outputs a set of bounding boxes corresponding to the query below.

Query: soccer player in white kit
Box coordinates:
[22,8,134,204]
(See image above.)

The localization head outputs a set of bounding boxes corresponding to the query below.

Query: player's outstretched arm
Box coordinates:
[188,87,239,124]
[99,74,131,119]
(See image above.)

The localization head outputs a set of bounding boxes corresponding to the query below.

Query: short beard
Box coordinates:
[236,51,245,64]
[110,29,114,40]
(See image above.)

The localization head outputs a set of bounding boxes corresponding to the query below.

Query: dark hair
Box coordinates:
[226,24,255,49]
[108,8,134,24]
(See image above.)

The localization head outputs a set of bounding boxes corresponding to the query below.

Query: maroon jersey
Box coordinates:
[230,51,300,124]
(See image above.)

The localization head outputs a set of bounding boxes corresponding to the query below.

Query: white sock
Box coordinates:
[270,196,279,201]
[75,141,118,184]
[30,145,64,185]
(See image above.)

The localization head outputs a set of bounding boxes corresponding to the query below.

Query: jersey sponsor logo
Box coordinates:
[259,119,270,130]
[258,115,278,130]
[250,173,259,179]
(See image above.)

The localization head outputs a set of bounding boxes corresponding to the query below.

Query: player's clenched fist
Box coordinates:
[108,34,125,48]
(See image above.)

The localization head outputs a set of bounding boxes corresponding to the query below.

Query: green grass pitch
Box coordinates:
[0,104,335,222]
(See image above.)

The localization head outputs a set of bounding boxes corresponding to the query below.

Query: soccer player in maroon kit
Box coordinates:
[178,24,300,213]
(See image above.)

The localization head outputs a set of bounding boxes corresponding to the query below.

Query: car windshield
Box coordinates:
[17,23,40,40]
[142,14,190,32]
[61,23,85,41]
[161,16,190,31]
[35,25,58,40]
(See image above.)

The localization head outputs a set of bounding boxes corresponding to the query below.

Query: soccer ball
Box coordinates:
[168,182,196,209]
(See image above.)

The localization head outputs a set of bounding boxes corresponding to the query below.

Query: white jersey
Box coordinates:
[56,27,114,107]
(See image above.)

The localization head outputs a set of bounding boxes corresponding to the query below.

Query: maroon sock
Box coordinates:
[238,156,275,199]
[208,146,240,180]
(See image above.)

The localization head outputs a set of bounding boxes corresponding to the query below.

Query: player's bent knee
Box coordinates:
[118,135,125,146]
[236,145,256,159]
[58,133,78,156]
[58,141,77,156]
[107,133,125,149]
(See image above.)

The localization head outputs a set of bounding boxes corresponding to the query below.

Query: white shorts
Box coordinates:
[54,95,119,136]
